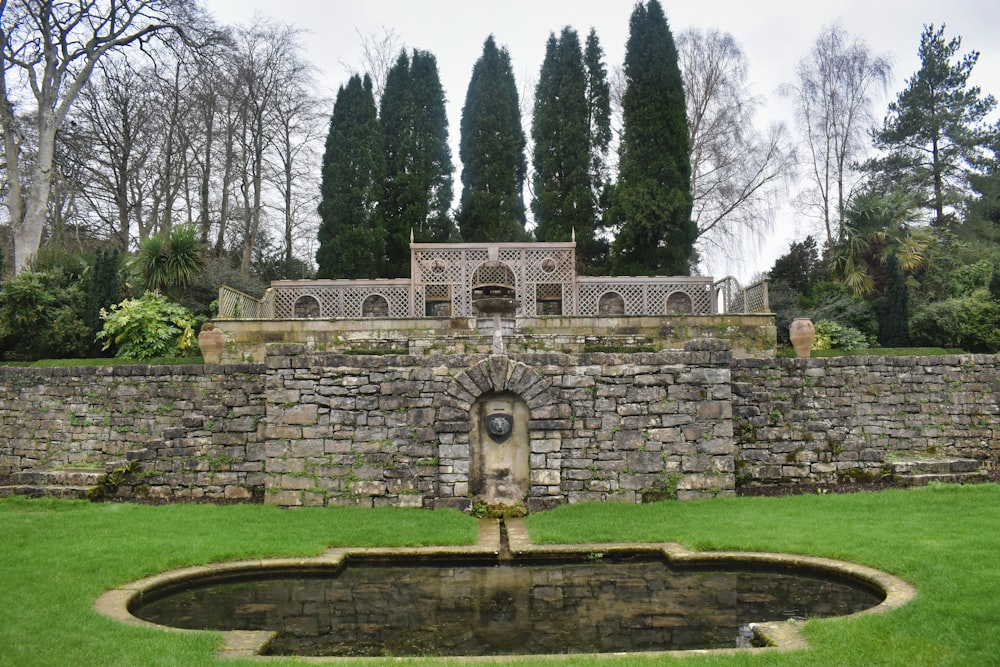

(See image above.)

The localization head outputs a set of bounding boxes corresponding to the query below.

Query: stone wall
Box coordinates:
[0,364,267,501]
[2,347,999,507]
[732,355,1000,485]
[262,340,734,511]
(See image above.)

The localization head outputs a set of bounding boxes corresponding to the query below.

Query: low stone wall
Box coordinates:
[732,355,1000,485]
[2,348,998,507]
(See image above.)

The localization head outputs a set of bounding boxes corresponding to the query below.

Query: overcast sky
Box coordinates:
[205,0,1000,280]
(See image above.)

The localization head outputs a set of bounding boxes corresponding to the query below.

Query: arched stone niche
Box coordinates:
[441,357,554,506]
[470,392,530,505]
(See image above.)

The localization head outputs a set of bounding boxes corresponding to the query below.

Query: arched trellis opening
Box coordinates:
[598,291,625,316]
[361,294,390,318]
[471,262,517,302]
[293,295,320,319]
[665,291,693,314]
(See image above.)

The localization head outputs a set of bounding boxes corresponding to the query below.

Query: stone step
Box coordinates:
[893,471,991,487]
[886,457,982,476]
[0,484,92,500]
[11,468,103,487]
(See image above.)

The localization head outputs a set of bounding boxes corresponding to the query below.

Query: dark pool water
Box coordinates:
[132,557,883,656]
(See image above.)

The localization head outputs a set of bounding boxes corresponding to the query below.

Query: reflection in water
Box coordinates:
[133,558,883,657]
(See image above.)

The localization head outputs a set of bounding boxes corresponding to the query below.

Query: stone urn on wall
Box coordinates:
[789,318,815,359]
[198,324,226,364]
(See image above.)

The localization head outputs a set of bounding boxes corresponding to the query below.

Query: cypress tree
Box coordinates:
[531,27,608,269]
[583,28,612,270]
[878,254,911,346]
[84,247,122,354]
[381,50,455,278]
[457,36,528,242]
[609,0,695,276]
[316,75,386,279]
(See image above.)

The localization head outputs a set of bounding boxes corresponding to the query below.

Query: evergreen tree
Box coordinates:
[317,75,386,279]
[967,130,1000,228]
[865,25,998,226]
[583,29,613,269]
[608,0,694,276]
[531,31,590,242]
[456,36,528,242]
[531,27,610,271]
[878,254,911,346]
[84,247,123,354]
[768,236,825,295]
[380,50,455,278]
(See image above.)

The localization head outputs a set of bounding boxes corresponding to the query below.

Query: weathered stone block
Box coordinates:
[531,469,561,485]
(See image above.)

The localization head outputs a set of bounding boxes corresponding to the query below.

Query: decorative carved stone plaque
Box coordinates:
[486,413,514,444]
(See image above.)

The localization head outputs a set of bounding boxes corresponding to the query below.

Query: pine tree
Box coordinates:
[608,0,694,276]
[380,50,455,278]
[316,75,386,279]
[866,24,997,226]
[531,27,610,271]
[456,36,528,242]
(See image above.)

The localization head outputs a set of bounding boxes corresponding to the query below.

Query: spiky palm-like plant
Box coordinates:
[830,191,928,296]
[135,225,205,301]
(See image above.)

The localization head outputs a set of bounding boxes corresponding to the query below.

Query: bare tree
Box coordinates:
[348,25,404,102]
[0,0,193,273]
[75,56,161,249]
[226,17,316,275]
[782,23,892,245]
[678,28,795,272]
[268,77,324,270]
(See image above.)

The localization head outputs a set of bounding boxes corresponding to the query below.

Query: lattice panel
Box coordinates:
[713,277,769,314]
[525,249,575,285]
[218,286,271,318]
[414,249,464,284]
[578,281,714,316]
[267,285,410,319]
[743,280,769,313]
[471,263,516,288]
[343,287,410,318]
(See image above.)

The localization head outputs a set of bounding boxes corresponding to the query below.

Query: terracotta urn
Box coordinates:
[198,326,226,364]
[789,318,815,359]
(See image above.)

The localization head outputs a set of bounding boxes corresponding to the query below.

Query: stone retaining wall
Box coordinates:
[0,364,267,501]
[262,340,734,510]
[2,347,998,507]
[732,355,1000,486]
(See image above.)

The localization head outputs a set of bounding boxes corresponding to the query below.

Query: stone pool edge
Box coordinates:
[93,517,916,661]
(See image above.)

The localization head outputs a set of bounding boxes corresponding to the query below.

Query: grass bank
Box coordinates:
[2,485,998,666]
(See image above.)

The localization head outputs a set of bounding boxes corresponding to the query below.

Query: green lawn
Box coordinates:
[2,485,998,666]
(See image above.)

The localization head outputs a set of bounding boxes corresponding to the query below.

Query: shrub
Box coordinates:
[812,319,870,351]
[910,289,1000,352]
[96,292,197,360]
[0,270,91,361]
[803,282,879,342]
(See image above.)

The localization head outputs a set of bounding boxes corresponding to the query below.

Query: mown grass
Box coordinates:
[2,485,999,666]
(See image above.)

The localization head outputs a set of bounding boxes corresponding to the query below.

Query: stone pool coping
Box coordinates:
[94,518,916,661]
